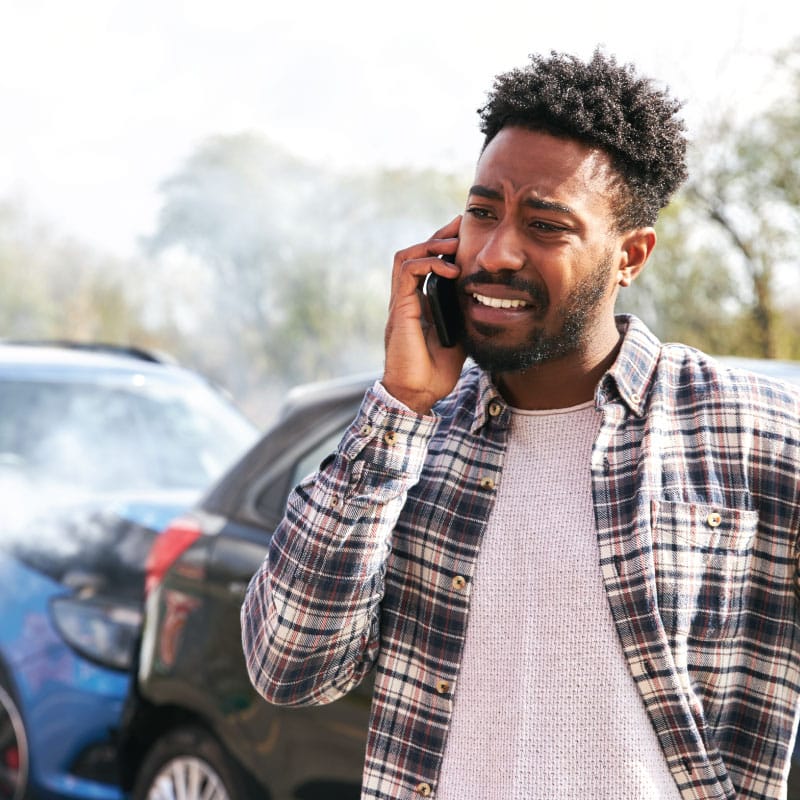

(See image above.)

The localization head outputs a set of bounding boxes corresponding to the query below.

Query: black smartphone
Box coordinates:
[424,262,462,348]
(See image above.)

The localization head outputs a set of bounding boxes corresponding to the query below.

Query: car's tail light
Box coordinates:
[144,517,202,596]
[50,595,142,670]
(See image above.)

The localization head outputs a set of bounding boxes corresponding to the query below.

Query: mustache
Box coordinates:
[460,271,549,307]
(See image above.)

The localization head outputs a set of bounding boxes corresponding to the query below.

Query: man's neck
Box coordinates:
[494,324,622,411]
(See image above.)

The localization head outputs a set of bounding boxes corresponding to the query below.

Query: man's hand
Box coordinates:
[382,216,466,415]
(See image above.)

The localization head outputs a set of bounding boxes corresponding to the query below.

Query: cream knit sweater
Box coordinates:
[436,401,681,799]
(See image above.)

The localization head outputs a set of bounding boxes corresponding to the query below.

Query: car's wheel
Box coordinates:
[132,726,259,800]
[0,682,28,800]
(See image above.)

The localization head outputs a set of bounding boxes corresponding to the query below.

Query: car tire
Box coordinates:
[0,682,29,800]
[132,725,261,800]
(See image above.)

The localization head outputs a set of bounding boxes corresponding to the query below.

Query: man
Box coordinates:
[242,50,800,799]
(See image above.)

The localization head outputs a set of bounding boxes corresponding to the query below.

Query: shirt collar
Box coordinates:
[597,314,661,417]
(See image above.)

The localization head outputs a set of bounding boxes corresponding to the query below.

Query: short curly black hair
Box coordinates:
[478,49,688,230]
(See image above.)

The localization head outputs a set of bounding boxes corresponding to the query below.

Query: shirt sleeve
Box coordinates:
[241,381,439,706]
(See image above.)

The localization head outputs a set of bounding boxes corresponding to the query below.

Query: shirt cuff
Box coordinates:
[337,382,440,478]
[372,380,427,416]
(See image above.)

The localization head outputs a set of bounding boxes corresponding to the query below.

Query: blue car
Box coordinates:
[0,343,258,800]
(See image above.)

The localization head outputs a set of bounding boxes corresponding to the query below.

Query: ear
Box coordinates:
[616,227,656,287]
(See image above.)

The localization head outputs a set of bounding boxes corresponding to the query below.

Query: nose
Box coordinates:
[475,218,525,273]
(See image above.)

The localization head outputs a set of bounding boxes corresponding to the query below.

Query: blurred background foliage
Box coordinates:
[2,43,799,425]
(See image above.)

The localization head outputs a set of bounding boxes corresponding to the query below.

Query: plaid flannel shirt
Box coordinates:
[242,315,800,800]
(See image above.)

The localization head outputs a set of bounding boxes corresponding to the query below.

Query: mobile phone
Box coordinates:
[424,262,462,348]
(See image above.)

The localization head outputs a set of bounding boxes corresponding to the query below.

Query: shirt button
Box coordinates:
[360,423,373,436]
[451,575,466,591]
[706,511,722,528]
[479,476,495,490]
[630,392,641,403]
[415,783,433,797]
[383,431,398,446]
[435,679,450,694]
[488,400,503,417]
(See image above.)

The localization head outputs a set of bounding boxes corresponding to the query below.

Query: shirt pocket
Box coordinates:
[651,500,758,641]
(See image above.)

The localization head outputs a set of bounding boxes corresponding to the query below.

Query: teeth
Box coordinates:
[473,292,528,309]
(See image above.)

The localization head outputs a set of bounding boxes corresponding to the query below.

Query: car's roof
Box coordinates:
[280,371,377,417]
[715,355,800,386]
[0,342,204,386]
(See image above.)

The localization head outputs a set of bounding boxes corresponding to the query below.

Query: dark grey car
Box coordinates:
[119,374,375,800]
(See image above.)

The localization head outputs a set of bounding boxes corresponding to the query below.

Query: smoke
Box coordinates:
[143,134,470,407]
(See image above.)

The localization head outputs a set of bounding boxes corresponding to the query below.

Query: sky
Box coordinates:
[1,0,798,259]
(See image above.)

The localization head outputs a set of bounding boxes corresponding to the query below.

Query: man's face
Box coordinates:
[455,126,624,374]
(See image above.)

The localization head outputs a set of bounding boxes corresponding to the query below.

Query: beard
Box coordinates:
[461,257,612,374]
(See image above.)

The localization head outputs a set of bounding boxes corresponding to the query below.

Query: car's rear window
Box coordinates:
[0,379,256,493]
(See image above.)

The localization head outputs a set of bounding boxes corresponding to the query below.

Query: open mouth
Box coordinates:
[471,292,530,310]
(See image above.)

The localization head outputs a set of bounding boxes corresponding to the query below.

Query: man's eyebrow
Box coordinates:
[468,184,576,216]
[468,184,504,201]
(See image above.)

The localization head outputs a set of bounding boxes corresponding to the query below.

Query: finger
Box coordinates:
[392,215,461,270]
[391,253,459,299]
[390,215,461,295]
[391,237,459,295]
[393,235,458,268]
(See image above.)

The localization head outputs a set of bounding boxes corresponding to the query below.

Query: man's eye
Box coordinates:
[530,220,566,232]
[465,207,493,219]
